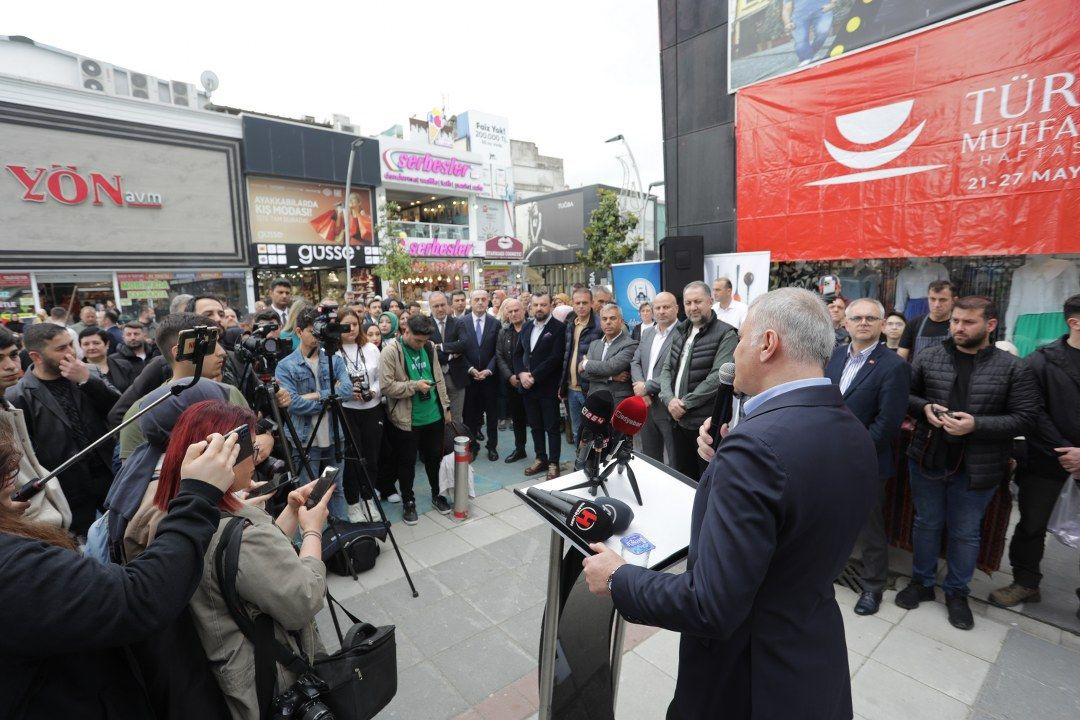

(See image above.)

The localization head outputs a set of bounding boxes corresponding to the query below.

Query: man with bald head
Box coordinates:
[630,291,680,462]
[462,290,502,460]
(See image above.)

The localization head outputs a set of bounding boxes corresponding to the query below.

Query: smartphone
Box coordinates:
[175,326,221,362]
[226,424,255,464]
[245,473,294,500]
[305,466,340,509]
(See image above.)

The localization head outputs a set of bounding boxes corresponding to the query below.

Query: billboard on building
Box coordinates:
[735,0,1080,260]
[521,191,586,252]
[246,177,373,247]
[457,110,514,201]
[378,137,487,195]
[728,0,1017,92]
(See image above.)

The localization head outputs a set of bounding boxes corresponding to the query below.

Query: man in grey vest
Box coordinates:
[659,281,738,479]
[630,291,679,463]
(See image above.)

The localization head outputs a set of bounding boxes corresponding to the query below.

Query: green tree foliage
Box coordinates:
[374,201,413,288]
[578,188,640,269]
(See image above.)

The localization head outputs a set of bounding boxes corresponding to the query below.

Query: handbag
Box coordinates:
[215,517,397,720]
[322,519,387,578]
[1048,476,1080,549]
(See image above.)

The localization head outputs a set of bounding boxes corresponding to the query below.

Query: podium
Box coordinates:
[514,452,698,720]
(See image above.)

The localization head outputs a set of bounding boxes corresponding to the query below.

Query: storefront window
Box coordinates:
[0,273,35,327]
[117,271,250,320]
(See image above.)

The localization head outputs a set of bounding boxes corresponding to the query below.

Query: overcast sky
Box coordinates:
[8,0,664,197]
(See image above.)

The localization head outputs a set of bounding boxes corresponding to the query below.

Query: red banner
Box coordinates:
[736,0,1080,260]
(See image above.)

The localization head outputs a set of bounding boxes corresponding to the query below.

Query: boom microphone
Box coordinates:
[525,487,614,542]
[574,390,614,471]
[549,489,635,533]
[709,362,736,449]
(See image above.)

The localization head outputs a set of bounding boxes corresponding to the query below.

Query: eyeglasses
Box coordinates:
[848,315,882,324]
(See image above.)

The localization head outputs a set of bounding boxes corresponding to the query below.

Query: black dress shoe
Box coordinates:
[945,592,974,630]
[476,429,485,442]
[504,448,527,463]
[854,591,883,616]
[895,581,935,609]
[487,449,499,462]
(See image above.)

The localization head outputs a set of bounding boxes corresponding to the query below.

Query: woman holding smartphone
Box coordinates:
[152,400,333,720]
[336,307,393,517]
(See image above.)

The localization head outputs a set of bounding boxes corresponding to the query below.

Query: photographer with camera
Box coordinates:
[0,421,243,719]
[336,306,392,517]
[275,306,353,521]
[149,400,333,720]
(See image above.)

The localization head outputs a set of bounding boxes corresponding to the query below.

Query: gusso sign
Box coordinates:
[5,164,163,208]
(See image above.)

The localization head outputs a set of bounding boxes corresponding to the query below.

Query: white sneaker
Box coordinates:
[346,503,365,523]
[386,493,402,503]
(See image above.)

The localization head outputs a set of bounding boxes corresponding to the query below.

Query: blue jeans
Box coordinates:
[908,462,997,596]
[792,4,833,62]
[568,389,587,443]
[293,444,349,521]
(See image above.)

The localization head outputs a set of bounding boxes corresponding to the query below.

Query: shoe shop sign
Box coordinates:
[735,0,1080,260]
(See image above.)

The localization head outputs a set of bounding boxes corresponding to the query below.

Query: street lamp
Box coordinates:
[605,134,648,261]
[343,137,365,294]
[647,180,665,253]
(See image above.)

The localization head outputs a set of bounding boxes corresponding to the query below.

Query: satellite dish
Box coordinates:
[199,70,219,94]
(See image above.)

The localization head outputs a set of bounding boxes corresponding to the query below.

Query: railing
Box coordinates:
[396,221,470,241]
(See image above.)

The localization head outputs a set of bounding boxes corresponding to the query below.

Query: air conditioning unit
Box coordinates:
[171,80,189,106]
[79,57,107,92]
[130,71,150,99]
[74,54,202,109]
[332,114,357,134]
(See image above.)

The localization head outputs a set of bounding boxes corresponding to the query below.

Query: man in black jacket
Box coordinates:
[513,292,566,480]
[991,293,1080,612]
[560,288,603,442]
[897,296,1040,630]
[659,281,738,479]
[496,298,528,463]
[108,321,161,392]
[825,298,911,616]
[5,323,120,535]
[430,291,467,424]
[461,290,501,461]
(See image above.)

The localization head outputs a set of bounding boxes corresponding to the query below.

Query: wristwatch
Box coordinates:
[606,566,620,594]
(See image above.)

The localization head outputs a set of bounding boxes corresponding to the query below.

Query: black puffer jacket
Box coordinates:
[496,322,520,383]
[907,339,1040,490]
[658,311,738,429]
[1025,337,1080,481]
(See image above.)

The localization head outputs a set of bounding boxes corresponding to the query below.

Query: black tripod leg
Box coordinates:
[327,398,419,598]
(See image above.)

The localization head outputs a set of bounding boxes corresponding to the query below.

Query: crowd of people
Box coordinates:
[0,270,1078,715]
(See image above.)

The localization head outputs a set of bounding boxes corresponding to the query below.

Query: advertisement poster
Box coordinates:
[728,0,1014,91]
[0,273,34,324]
[116,272,172,303]
[736,0,1080,260]
[611,261,662,329]
[485,235,524,260]
[475,198,509,241]
[247,177,373,247]
[521,191,585,253]
[379,137,488,195]
[704,252,771,306]
[458,111,515,200]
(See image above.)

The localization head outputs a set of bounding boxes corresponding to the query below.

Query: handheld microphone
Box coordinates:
[549,489,635,533]
[709,362,736,449]
[525,487,614,542]
[604,395,649,463]
[574,390,614,471]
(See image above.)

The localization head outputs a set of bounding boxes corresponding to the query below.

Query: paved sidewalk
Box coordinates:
[316,474,1080,720]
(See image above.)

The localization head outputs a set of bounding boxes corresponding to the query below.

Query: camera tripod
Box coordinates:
[301,341,419,598]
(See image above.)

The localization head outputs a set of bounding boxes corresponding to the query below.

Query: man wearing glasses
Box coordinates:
[825,298,911,616]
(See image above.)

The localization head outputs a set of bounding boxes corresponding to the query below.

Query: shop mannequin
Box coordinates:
[895,258,948,319]
[837,260,883,302]
[1005,255,1080,355]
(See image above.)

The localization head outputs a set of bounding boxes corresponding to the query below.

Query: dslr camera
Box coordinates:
[271,672,333,719]
[311,302,344,345]
[237,322,281,363]
[350,369,374,402]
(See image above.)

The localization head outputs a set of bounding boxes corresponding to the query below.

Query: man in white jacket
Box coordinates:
[0,326,71,528]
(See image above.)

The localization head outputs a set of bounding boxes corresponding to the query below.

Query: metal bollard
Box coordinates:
[453,435,470,520]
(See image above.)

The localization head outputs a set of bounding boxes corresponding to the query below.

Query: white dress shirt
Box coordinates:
[711,300,748,330]
[645,323,674,383]
[838,342,877,394]
[673,325,700,398]
[530,318,548,351]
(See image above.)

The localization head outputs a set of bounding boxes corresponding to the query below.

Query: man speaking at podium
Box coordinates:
[584,288,875,719]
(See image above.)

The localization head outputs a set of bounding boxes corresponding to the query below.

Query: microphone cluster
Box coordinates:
[525,487,635,543]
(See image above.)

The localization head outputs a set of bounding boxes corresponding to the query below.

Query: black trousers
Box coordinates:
[671,424,707,480]
[388,419,444,504]
[506,381,528,452]
[523,393,561,464]
[341,405,386,503]
[464,377,499,451]
[858,475,891,593]
[1009,472,1071,589]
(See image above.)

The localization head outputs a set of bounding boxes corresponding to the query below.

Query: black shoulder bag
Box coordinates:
[215,517,397,720]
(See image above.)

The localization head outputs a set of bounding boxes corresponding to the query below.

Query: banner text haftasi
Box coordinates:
[735,0,1080,261]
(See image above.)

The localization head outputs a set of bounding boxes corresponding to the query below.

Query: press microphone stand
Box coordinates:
[598,439,643,506]
[11,340,211,503]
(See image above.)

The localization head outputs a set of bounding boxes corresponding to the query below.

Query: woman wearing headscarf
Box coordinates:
[378,311,399,348]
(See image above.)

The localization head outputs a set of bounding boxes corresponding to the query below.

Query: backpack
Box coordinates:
[322,520,388,578]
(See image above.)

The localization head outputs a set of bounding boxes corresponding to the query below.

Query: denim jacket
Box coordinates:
[275,347,354,445]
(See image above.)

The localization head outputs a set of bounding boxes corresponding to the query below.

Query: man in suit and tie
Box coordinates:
[825,297,911,616]
[579,304,638,404]
[462,290,502,461]
[512,291,566,480]
[630,291,679,462]
[429,291,466,424]
[269,277,292,327]
[583,288,876,720]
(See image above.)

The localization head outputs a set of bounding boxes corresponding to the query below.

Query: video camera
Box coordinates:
[311,302,344,345]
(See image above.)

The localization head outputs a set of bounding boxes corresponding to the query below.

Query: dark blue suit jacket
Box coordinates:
[611,384,875,720]
[512,317,566,397]
[460,312,500,383]
[825,343,911,478]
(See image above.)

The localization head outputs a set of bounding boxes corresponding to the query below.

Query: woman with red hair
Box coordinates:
[153,400,333,720]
